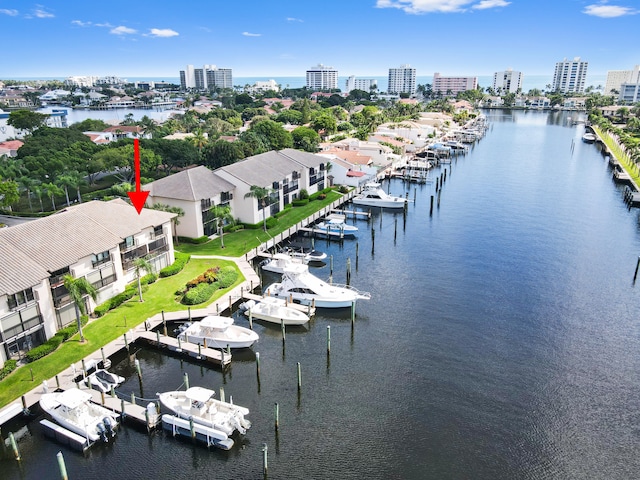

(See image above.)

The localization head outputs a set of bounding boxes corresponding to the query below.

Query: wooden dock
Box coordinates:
[136,330,232,366]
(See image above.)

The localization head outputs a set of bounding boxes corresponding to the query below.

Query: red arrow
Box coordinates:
[127,138,150,214]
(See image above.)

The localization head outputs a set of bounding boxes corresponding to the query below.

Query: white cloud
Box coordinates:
[149,28,179,37]
[286,17,303,22]
[0,9,19,16]
[71,19,90,26]
[33,6,54,18]
[198,26,212,32]
[375,0,473,13]
[242,31,262,36]
[583,3,637,17]
[110,25,137,35]
[472,0,510,9]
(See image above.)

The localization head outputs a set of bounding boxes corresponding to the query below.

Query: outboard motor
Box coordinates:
[96,422,108,442]
[102,416,115,438]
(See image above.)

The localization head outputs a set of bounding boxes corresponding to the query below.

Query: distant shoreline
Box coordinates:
[3,74,608,93]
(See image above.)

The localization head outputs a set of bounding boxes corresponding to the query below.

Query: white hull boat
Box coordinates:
[352,182,407,209]
[261,252,307,274]
[313,214,358,237]
[283,243,327,263]
[39,389,118,442]
[159,386,251,438]
[582,132,596,143]
[265,264,371,308]
[162,414,234,450]
[242,297,310,325]
[85,369,125,394]
[178,315,259,349]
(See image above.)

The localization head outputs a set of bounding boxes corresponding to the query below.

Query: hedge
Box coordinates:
[141,273,158,285]
[159,252,191,278]
[217,266,239,288]
[94,286,136,317]
[177,235,210,244]
[25,335,63,362]
[292,199,309,206]
[0,360,18,381]
[182,281,219,305]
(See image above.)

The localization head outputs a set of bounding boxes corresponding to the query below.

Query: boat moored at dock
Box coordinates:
[352,182,407,209]
[178,315,259,349]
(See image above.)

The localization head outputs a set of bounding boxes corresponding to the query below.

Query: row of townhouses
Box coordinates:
[0,148,337,367]
[0,200,176,367]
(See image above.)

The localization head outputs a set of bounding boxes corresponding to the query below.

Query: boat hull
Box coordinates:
[352,198,406,209]
[246,299,310,325]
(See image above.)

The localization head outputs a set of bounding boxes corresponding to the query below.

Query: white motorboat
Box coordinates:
[85,369,125,394]
[39,389,118,442]
[178,315,259,349]
[242,296,311,326]
[312,214,358,237]
[582,132,596,143]
[265,264,371,308]
[283,243,327,262]
[159,386,251,438]
[352,182,407,209]
[260,252,307,274]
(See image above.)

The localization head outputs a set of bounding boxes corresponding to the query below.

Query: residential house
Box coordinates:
[147,166,235,238]
[317,148,376,186]
[0,140,24,158]
[103,125,148,140]
[0,199,176,367]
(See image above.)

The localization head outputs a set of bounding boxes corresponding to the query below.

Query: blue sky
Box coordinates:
[1,0,638,79]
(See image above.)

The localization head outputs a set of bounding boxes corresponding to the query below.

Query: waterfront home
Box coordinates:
[0,140,24,158]
[146,149,328,235]
[102,125,149,140]
[563,97,587,110]
[0,199,176,368]
[0,109,68,142]
[316,155,372,187]
[147,165,235,238]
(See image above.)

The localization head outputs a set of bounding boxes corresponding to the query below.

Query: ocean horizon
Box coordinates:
[4,74,608,93]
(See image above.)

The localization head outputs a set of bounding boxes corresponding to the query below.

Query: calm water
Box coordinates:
[3,110,639,479]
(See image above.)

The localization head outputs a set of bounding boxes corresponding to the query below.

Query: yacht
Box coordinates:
[283,242,327,263]
[265,264,371,308]
[261,252,307,274]
[242,296,311,326]
[159,386,251,450]
[312,214,358,238]
[39,389,118,442]
[352,182,407,209]
[582,132,596,143]
[178,315,259,349]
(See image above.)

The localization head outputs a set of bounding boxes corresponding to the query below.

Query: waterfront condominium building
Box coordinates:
[387,64,417,95]
[552,57,588,94]
[306,64,338,90]
[605,65,640,95]
[432,72,478,97]
[345,76,378,93]
[492,68,523,94]
[179,64,233,91]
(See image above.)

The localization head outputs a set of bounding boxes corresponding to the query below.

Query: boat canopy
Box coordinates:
[185,387,216,404]
[200,316,234,329]
[56,389,92,409]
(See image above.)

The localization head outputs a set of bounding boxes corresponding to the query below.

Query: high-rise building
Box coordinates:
[492,68,523,94]
[345,76,378,93]
[552,57,588,94]
[432,73,477,96]
[387,64,416,95]
[306,64,338,90]
[605,65,640,95]
[178,64,232,90]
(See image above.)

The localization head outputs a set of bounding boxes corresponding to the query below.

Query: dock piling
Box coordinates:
[274,403,279,431]
[634,256,640,283]
[9,432,20,461]
[57,451,68,480]
[327,325,331,354]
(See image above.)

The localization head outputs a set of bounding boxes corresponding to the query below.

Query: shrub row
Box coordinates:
[141,272,158,285]
[292,198,309,206]
[159,252,190,277]
[94,286,136,317]
[0,360,18,381]
[25,335,63,362]
[186,267,220,288]
[177,235,210,244]
[217,266,239,289]
[182,281,219,305]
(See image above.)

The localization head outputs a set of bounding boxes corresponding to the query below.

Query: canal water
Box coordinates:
[3,110,639,479]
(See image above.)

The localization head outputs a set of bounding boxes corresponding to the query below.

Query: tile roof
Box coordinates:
[0,240,50,295]
[320,148,372,165]
[0,199,176,274]
[148,166,235,201]
[0,140,24,150]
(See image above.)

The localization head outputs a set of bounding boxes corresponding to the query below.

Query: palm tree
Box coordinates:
[133,257,153,302]
[43,182,63,211]
[32,184,45,212]
[190,128,208,155]
[209,204,234,248]
[244,185,274,232]
[324,161,333,187]
[63,274,97,343]
[18,176,39,212]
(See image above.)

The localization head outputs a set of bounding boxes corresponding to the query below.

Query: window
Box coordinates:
[7,288,35,310]
[91,250,111,267]
[153,225,163,237]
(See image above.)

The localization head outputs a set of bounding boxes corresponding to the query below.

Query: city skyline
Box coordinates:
[1,1,638,78]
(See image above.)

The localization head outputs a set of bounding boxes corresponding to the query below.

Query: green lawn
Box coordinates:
[594,126,640,186]
[176,190,344,257]
[0,258,242,407]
